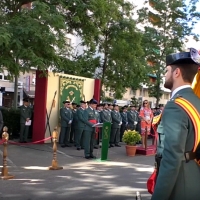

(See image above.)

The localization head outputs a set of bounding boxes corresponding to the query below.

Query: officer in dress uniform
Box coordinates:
[70,102,77,144]
[76,100,87,150]
[127,105,138,130]
[0,110,3,133]
[94,104,103,148]
[59,100,73,148]
[110,104,122,147]
[83,99,98,159]
[100,103,112,124]
[19,98,32,143]
[152,48,200,200]
[120,106,128,142]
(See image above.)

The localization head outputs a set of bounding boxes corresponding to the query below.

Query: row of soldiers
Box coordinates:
[59,99,140,159]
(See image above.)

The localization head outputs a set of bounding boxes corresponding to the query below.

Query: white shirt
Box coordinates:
[171,85,191,99]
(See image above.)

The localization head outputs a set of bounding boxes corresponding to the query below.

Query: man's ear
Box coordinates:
[174,68,181,78]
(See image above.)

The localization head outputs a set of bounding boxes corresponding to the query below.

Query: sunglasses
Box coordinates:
[190,48,200,65]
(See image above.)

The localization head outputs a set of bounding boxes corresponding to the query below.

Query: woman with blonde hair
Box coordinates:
[139,100,153,148]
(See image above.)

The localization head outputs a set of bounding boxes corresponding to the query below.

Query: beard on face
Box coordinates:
[164,74,173,90]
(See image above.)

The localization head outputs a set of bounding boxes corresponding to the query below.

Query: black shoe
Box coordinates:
[94,146,99,149]
[77,147,81,150]
[65,144,72,147]
[61,144,66,148]
[90,155,96,159]
[85,156,91,159]
[110,144,115,147]
[115,144,121,147]
[23,141,27,143]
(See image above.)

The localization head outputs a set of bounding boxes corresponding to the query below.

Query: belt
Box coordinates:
[184,151,196,163]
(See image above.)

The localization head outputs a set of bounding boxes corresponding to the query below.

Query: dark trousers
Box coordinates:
[70,125,75,143]
[110,127,120,145]
[59,126,71,145]
[120,124,127,141]
[20,124,29,142]
[75,128,84,148]
[83,130,95,157]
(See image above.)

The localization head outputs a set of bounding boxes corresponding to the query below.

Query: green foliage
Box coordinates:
[137,0,200,105]
[1,108,20,137]
[130,96,139,106]
[122,130,141,146]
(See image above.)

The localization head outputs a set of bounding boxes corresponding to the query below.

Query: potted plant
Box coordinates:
[122,130,141,156]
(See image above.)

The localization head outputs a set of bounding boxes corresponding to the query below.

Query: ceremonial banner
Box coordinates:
[59,77,84,108]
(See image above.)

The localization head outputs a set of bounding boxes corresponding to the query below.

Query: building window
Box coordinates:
[0,74,3,80]
[130,89,136,95]
[164,93,169,99]
[4,76,8,80]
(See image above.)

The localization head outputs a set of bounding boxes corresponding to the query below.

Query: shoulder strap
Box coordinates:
[152,114,162,125]
[175,97,200,153]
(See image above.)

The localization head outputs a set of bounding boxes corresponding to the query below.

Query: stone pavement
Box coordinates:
[0,141,154,200]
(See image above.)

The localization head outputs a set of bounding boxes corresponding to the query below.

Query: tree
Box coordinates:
[137,0,200,106]
[93,1,146,99]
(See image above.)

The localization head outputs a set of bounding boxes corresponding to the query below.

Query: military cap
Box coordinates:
[166,48,200,66]
[159,104,164,107]
[63,100,70,104]
[113,104,118,107]
[72,102,77,105]
[130,105,136,107]
[89,99,98,104]
[76,104,80,108]
[23,98,29,102]
[80,100,86,104]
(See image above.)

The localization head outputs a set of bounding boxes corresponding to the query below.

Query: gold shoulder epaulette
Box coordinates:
[152,114,162,125]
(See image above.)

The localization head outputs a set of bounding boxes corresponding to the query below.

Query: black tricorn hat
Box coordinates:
[72,102,77,105]
[80,100,86,104]
[23,98,29,102]
[159,104,164,107]
[89,99,98,104]
[166,48,200,66]
[63,100,70,104]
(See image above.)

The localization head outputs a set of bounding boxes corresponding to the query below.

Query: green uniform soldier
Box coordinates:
[152,48,200,200]
[19,98,32,143]
[100,103,112,124]
[76,100,87,150]
[120,106,128,142]
[83,99,98,159]
[59,100,73,148]
[70,102,78,144]
[110,104,122,147]
[127,105,138,130]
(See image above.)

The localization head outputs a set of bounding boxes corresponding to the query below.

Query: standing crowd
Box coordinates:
[59,98,165,159]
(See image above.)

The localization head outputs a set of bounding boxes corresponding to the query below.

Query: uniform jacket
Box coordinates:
[60,107,73,127]
[20,105,32,124]
[77,108,86,129]
[0,110,3,131]
[83,107,96,131]
[152,88,200,200]
[100,110,112,123]
[120,112,128,125]
[72,109,78,126]
[127,110,138,128]
[111,110,122,129]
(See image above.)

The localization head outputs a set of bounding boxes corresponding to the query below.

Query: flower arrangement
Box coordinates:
[122,130,141,146]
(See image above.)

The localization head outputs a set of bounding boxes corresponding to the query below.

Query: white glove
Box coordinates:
[126,122,128,125]
[134,121,138,125]
[68,120,72,124]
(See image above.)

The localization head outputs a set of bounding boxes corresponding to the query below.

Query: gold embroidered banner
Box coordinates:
[59,77,84,108]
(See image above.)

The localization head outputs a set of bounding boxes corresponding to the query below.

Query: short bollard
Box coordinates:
[49,127,63,170]
[0,126,14,180]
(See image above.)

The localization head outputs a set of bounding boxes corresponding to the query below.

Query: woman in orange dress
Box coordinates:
[139,100,153,148]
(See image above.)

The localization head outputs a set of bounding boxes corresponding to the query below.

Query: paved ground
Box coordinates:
[0,141,154,200]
